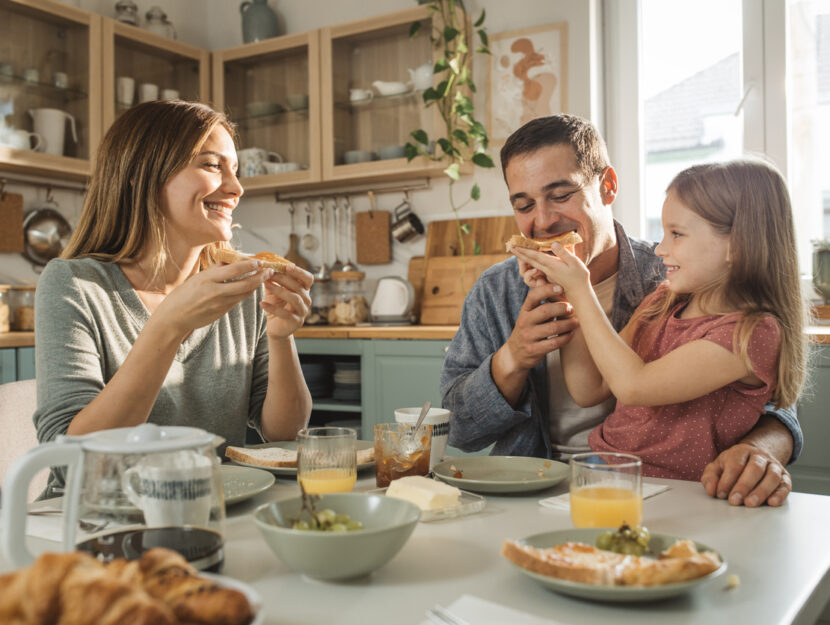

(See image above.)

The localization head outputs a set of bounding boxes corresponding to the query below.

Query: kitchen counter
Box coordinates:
[0,332,34,348]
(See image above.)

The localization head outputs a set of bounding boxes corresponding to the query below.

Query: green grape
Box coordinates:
[330,523,348,532]
[596,532,613,550]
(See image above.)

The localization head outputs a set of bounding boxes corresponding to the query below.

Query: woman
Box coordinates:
[33,100,313,494]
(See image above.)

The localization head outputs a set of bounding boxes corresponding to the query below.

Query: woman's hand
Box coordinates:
[513,244,591,295]
[153,260,272,338]
[261,265,314,339]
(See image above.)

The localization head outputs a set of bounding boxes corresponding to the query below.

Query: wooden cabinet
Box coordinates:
[101,18,210,131]
[0,0,101,180]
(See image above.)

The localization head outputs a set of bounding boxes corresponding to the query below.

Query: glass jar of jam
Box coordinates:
[10,285,36,331]
[328,271,368,325]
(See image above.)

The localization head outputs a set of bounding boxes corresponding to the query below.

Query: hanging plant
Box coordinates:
[406,0,495,258]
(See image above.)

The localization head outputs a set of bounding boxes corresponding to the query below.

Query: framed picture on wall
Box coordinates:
[486,22,568,145]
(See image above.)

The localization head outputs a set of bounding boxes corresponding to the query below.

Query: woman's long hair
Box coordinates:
[62,100,236,282]
[630,159,807,408]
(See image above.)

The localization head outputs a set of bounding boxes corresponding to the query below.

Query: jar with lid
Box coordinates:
[114,0,138,25]
[144,6,177,39]
[328,271,368,325]
[0,286,10,333]
[307,278,331,325]
[10,286,36,332]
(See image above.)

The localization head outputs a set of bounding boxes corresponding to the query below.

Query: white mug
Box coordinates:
[122,451,214,527]
[1,129,44,151]
[161,88,179,100]
[394,407,451,469]
[349,88,373,102]
[22,68,39,84]
[237,147,283,178]
[116,76,135,105]
[52,72,68,89]
[138,82,159,103]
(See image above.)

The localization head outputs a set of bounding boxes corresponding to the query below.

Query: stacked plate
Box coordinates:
[332,360,361,402]
[301,359,333,398]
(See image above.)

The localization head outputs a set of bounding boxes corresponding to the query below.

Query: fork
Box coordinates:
[425,604,471,625]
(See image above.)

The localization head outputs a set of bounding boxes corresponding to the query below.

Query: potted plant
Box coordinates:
[405,0,495,260]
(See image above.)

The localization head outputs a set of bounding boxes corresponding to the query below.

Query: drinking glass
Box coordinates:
[296,427,357,494]
[569,452,642,528]
[373,422,432,487]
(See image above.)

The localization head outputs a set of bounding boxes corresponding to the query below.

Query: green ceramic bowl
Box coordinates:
[253,493,420,580]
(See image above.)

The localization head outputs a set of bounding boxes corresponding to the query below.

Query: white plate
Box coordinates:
[220,465,275,506]
[202,572,264,624]
[433,456,569,494]
[228,440,375,476]
[505,528,727,602]
[368,486,486,522]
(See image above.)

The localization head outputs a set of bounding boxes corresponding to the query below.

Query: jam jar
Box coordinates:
[328,271,368,325]
[307,277,331,325]
[10,285,36,331]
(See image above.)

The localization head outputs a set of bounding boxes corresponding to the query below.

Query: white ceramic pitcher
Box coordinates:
[28,108,78,156]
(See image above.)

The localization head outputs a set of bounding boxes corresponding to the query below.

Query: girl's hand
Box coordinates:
[517,254,549,288]
[513,244,591,295]
[153,260,272,338]
[261,265,314,339]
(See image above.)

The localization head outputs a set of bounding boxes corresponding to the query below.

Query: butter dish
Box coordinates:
[369,486,486,522]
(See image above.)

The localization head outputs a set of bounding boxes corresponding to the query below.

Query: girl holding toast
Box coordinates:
[512,159,807,481]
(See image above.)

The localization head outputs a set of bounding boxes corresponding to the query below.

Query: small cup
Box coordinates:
[52,72,68,89]
[22,68,39,84]
[0,62,13,82]
[373,422,432,488]
[343,149,376,165]
[286,93,309,110]
[116,76,135,105]
[349,88,373,103]
[161,88,179,100]
[138,82,159,103]
[569,452,643,528]
[378,145,406,160]
[297,427,357,494]
[394,407,449,470]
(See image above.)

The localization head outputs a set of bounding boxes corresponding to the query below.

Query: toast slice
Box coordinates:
[501,538,721,587]
[505,231,582,254]
[225,445,374,468]
[214,248,294,273]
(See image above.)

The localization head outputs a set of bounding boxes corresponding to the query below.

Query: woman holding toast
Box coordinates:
[512,159,807,481]
[33,100,313,496]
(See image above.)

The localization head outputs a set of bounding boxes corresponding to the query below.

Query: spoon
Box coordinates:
[403,400,432,454]
[340,195,358,272]
[302,201,318,251]
[313,198,330,281]
[330,197,344,272]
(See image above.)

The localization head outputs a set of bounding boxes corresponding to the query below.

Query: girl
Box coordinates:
[34,100,313,496]
[513,159,807,480]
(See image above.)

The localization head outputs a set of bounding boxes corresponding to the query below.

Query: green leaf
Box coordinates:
[437,137,453,154]
[434,58,449,73]
[474,241,482,255]
[422,87,441,103]
[452,129,469,146]
[471,184,481,201]
[458,39,468,54]
[460,223,471,235]
[475,46,492,55]
[436,79,449,96]
[472,152,495,168]
[404,143,419,161]
[410,129,429,145]
[443,26,459,43]
[409,21,422,38]
[474,9,486,27]
[444,162,461,181]
[478,29,489,47]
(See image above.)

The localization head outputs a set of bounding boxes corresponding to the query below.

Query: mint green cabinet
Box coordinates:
[792,344,830,495]
[0,347,35,383]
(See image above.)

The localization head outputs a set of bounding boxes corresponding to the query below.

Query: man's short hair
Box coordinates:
[499,114,611,181]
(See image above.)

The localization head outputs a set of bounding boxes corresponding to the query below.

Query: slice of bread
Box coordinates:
[225,445,375,468]
[214,248,294,273]
[505,231,583,254]
[501,538,721,587]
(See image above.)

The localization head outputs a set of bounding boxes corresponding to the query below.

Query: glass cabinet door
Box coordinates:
[102,18,209,131]
[213,31,321,191]
[0,0,99,179]
[321,6,445,182]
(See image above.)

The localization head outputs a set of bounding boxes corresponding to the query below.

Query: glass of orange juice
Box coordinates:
[297,427,357,494]
[569,452,642,528]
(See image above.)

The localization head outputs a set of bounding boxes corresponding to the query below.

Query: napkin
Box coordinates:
[538,482,670,510]
[420,595,565,625]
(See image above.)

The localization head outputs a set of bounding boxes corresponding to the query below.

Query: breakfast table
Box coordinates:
[4,469,830,625]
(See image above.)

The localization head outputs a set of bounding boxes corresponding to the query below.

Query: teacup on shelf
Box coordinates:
[378,145,406,160]
[343,149,377,164]
[372,80,409,96]
[286,93,309,111]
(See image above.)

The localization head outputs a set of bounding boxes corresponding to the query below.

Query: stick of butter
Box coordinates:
[386,475,461,510]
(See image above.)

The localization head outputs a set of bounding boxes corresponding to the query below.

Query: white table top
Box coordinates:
[7,472,830,625]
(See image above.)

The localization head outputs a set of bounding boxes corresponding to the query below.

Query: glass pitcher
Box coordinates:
[1,423,226,570]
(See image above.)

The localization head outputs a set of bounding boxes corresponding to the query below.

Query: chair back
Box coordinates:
[0,379,46,502]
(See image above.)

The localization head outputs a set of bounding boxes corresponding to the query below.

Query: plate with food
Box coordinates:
[225,440,375,476]
[220,465,276,506]
[369,475,486,522]
[201,572,264,625]
[501,525,726,602]
[432,456,569,494]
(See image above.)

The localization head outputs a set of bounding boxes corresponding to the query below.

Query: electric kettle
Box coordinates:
[1,423,226,570]
[370,276,415,323]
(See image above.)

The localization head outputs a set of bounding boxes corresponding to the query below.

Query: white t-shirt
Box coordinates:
[547,272,618,457]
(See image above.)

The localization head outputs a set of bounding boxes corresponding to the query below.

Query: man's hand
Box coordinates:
[701,443,791,507]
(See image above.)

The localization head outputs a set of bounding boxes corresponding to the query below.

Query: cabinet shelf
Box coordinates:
[311,398,362,413]
[0,76,88,102]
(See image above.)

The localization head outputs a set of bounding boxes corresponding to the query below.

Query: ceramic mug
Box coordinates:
[262,161,302,174]
[238,147,283,177]
[395,407,450,469]
[349,88,373,103]
[343,149,376,164]
[286,93,309,110]
[117,76,135,105]
[52,72,68,89]
[122,451,214,527]
[22,68,39,84]
[161,88,179,100]
[0,62,13,82]
[1,129,44,151]
[390,202,424,243]
[138,82,159,103]
[378,144,406,160]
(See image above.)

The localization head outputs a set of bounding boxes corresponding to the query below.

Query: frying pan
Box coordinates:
[22,207,72,266]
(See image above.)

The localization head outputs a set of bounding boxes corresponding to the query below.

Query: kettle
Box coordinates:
[1,423,226,570]
[370,276,415,323]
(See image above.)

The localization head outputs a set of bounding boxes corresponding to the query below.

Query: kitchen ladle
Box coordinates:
[312,198,330,281]
[330,197,344,271]
[340,195,358,272]
[302,201,318,251]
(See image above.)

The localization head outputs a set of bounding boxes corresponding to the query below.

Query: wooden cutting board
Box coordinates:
[0,192,24,253]
[420,254,510,325]
[407,256,426,322]
[425,216,519,257]
[356,211,391,264]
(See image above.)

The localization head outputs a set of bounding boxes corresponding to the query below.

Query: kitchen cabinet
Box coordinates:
[0,346,34,383]
[101,18,210,131]
[0,0,101,181]
[791,344,830,496]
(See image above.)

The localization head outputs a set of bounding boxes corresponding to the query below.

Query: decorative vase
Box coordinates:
[813,249,830,304]
[240,0,280,43]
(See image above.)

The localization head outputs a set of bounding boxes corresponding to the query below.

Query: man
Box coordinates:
[441,114,800,507]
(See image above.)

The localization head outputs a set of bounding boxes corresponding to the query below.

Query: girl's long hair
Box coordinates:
[630,159,807,408]
[62,100,236,281]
